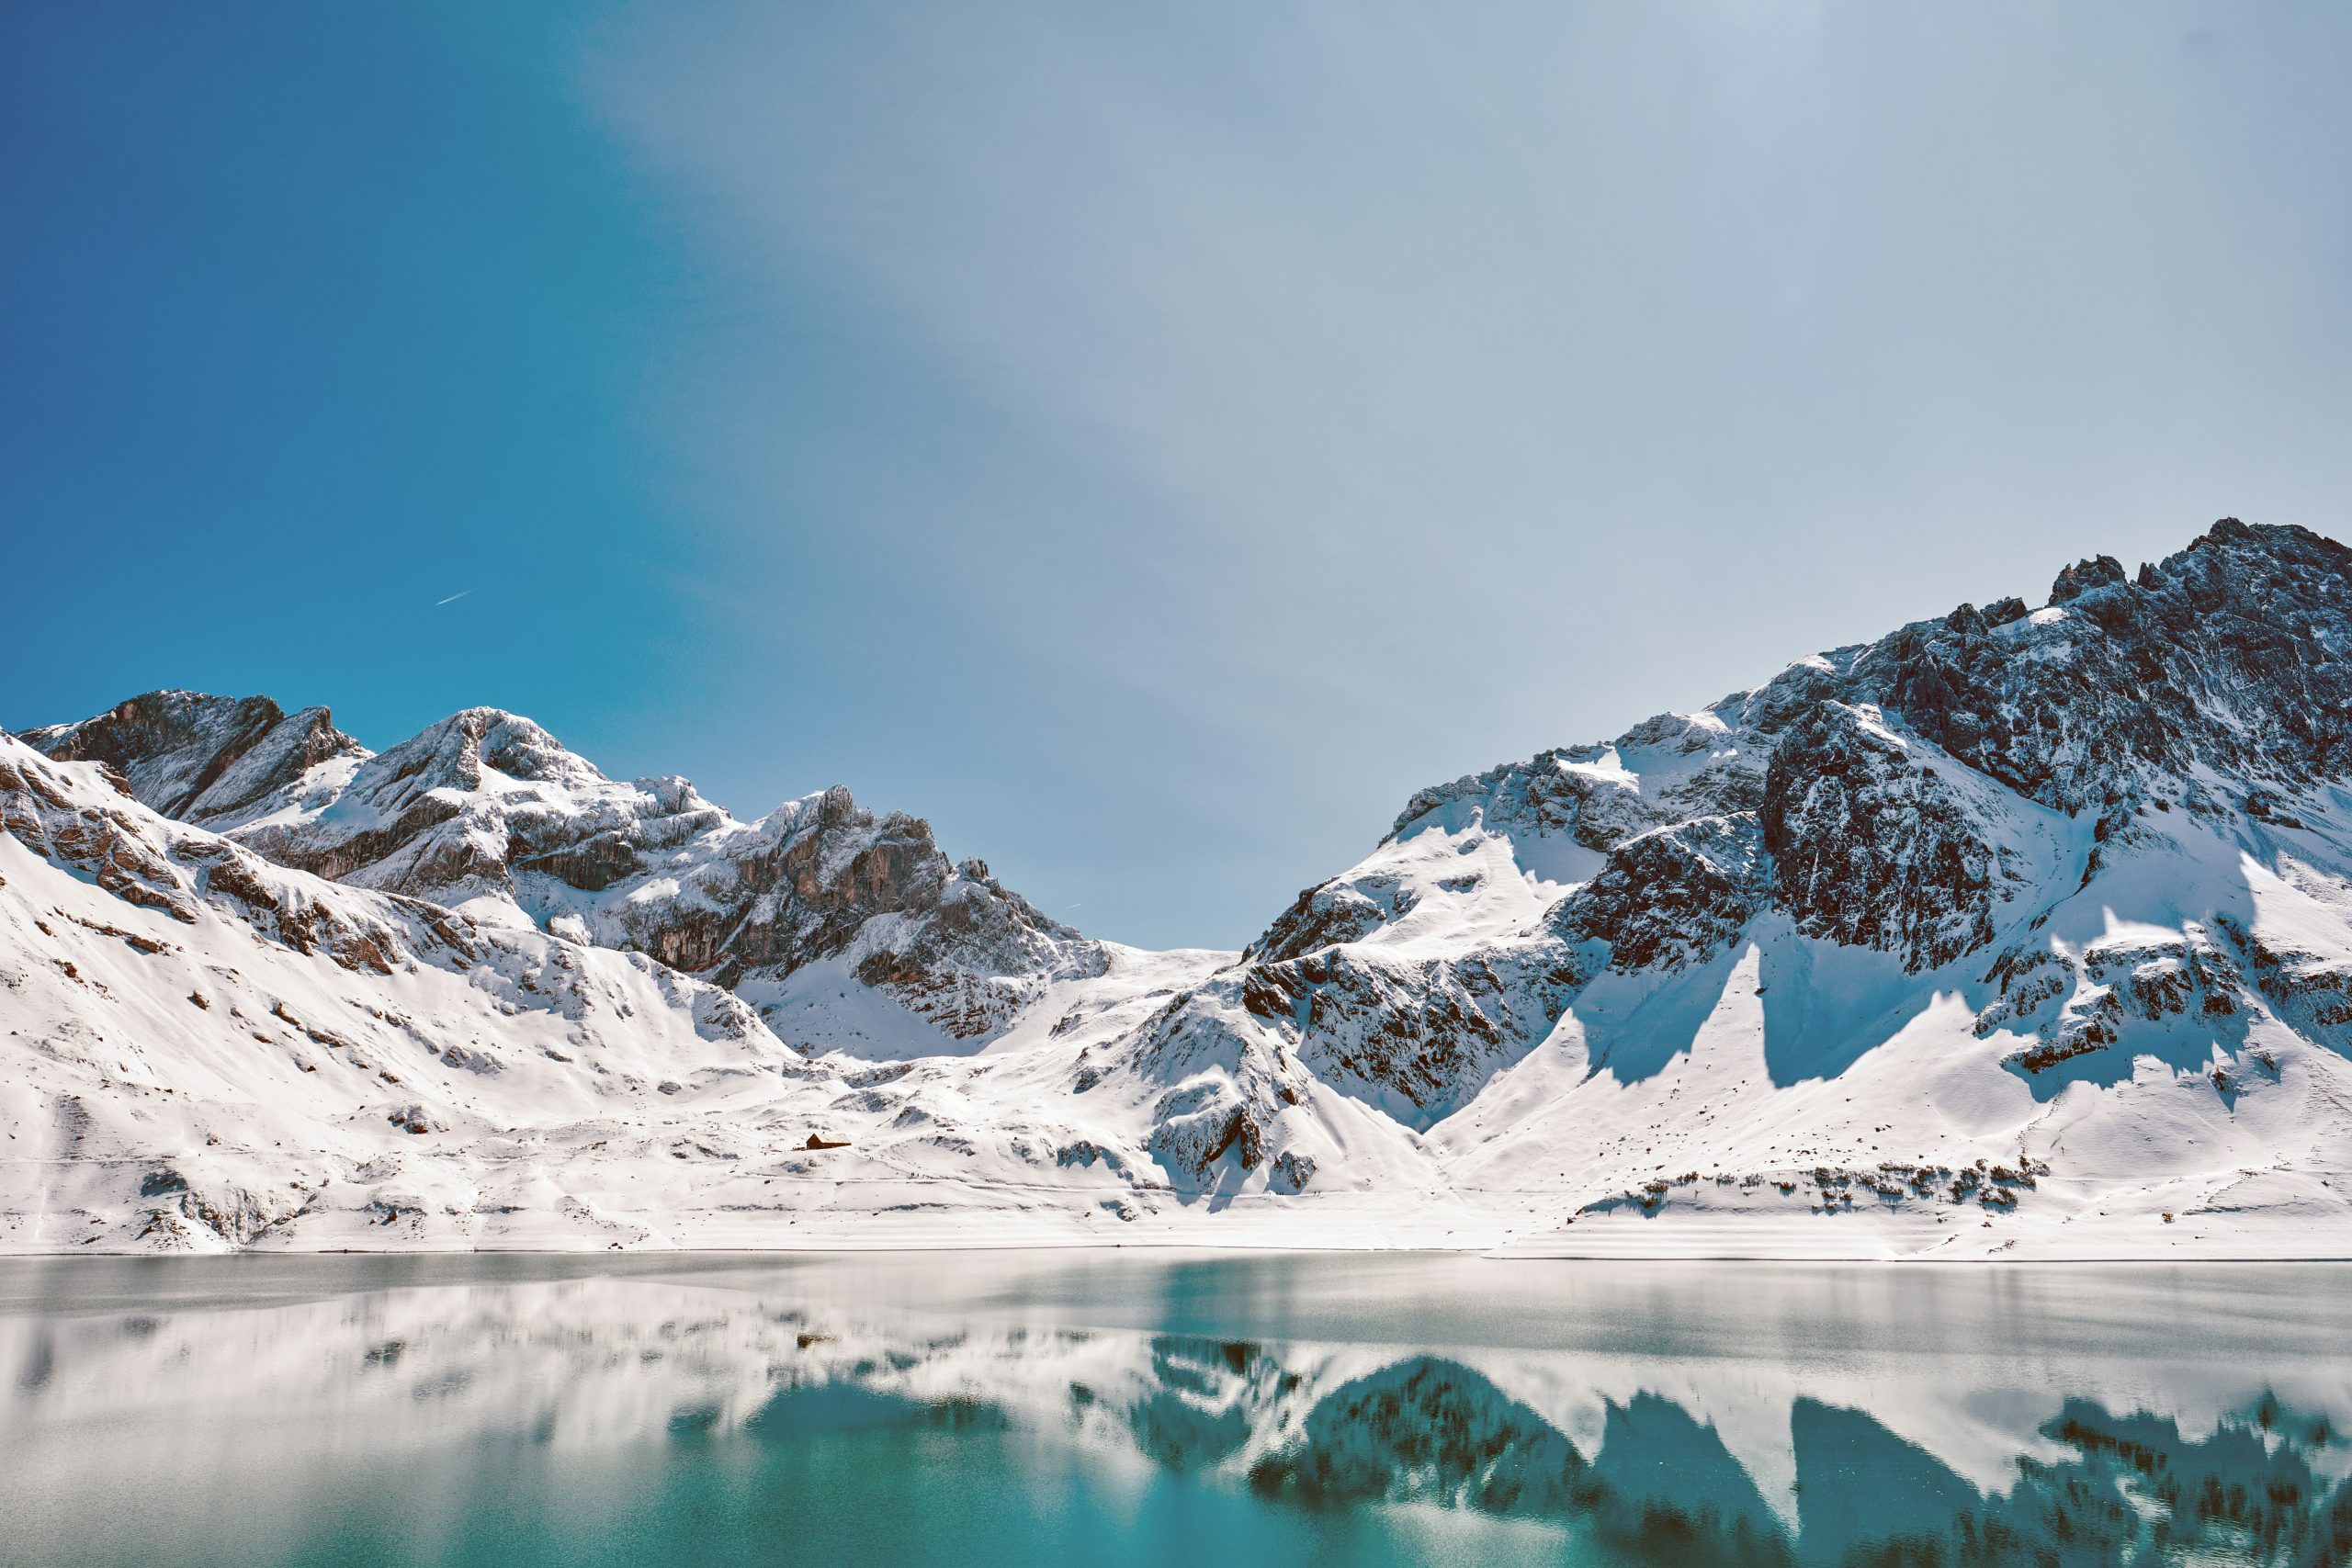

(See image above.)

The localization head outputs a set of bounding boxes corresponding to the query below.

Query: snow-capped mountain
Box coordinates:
[10,517,2352,1256]
[0,731,1247,1251]
[25,694,1103,1053]
[1087,518,2352,1254]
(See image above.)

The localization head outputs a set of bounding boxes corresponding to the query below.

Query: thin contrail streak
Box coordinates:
[435,590,471,606]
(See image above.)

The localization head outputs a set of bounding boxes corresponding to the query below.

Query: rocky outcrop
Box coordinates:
[1126,987,1313,1183]
[1977,927,2250,1074]
[1391,747,1668,853]
[567,786,1105,1032]
[0,741,202,923]
[1240,942,1583,1127]
[1758,704,2025,972]
[1251,873,1421,964]
[1555,815,1770,973]
[3,739,451,982]
[232,707,712,899]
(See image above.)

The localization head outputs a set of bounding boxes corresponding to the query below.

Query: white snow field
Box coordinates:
[8,518,2352,1257]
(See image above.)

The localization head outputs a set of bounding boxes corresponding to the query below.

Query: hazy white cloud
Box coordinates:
[576,0,2352,944]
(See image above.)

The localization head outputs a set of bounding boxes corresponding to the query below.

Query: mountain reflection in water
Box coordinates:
[3,1254,2348,1567]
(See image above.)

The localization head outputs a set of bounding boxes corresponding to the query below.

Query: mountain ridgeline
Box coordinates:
[23,694,1103,1043]
[9,516,2352,1255]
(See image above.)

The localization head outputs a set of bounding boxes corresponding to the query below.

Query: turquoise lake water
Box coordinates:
[3,1252,2348,1566]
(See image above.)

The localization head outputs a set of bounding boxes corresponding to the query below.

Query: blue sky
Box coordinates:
[6,3,2352,949]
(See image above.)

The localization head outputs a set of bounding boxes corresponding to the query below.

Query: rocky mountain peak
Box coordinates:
[404,706,606,789]
[1849,517,2352,815]
[2047,553,2128,604]
[18,688,362,827]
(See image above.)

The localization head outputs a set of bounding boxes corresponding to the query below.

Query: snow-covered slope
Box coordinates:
[12,517,2352,1255]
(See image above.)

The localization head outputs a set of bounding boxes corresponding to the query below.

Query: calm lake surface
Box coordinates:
[3,1252,2348,1567]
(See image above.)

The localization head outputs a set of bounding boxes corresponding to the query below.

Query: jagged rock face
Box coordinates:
[559,784,943,976]
[0,742,205,926]
[2217,910,2352,1054]
[21,691,361,827]
[849,854,1093,1038]
[1125,716,1773,1152]
[1252,873,1421,965]
[1758,703,2028,973]
[1122,722,1767,1153]
[1847,520,2352,812]
[19,697,1101,1043]
[1239,942,1583,1129]
[1,738,798,1054]
[1554,815,1770,973]
[0,739,426,980]
[583,787,1104,1039]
